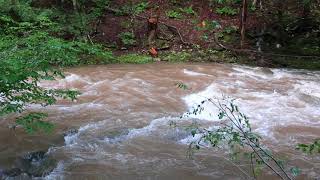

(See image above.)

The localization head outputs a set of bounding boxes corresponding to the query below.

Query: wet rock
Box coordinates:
[14,151,57,177]
[2,173,31,180]
[23,151,46,162]
[2,168,22,177]
[63,129,79,137]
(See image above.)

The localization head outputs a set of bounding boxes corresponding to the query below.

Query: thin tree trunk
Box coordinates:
[240,0,248,48]
[147,7,160,48]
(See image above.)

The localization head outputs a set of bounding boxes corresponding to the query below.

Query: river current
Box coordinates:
[0,63,319,179]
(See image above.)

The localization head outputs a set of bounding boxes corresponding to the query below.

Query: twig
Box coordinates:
[250,152,257,179]
[207,99,291,180]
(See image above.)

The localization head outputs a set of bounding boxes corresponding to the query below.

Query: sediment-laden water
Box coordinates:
[0,63,319,179]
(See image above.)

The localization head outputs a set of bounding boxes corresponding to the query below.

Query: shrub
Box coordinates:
[162,52,191,62]
[179,6,196,15]
[216,6,238,16]
[166,10,182,19]
[119,32,137,46]
[116,54,153,64]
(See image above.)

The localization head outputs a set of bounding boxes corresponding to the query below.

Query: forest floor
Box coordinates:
[88,0,320,69]
[94,0,259,63]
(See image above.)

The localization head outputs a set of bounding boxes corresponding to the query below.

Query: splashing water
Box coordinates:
[0,63,319,179]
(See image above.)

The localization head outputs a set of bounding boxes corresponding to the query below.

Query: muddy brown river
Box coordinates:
[0,63,319,179]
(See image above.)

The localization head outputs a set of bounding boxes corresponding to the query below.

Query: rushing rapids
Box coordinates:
[0,63,319,179]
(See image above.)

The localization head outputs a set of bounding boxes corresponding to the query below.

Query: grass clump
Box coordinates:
[118,32,137,47]
[166,10,182,19]
[116,54,153,64]
[216,6,238,16]
[162,52,192,62]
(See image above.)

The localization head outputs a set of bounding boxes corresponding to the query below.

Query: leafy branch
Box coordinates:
[181,96,296,179]
[297,139,320,154]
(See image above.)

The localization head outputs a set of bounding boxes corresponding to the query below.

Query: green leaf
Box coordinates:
[191,129,197,137]
[290,167,301,177]
[218,112,225,119]
[15,113,54,134]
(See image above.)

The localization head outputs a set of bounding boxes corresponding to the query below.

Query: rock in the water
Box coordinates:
[14,151,57,177]
[63,129,79,137]
[2,172,31,180]
[2,168,22,177]
[23,151,46,162]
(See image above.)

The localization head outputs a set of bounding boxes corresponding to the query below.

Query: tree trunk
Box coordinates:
[147,8,160,48]
[240,0,248,48]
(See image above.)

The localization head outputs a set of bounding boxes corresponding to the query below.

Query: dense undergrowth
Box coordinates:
[0,0,116,133]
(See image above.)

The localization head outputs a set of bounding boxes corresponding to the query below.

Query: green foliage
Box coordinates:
[118,32,137,46]
[53,0,110,39]
[211,0,239,16]
[223,25,238,34]
[249,3,257,12]
[1,32,114,67]
[175,82,189,90]
[166,10,182,19]
[53,11,92,39]
[168,0,184,6]
[15,113,54,134]
[166,6,196,20]
[116,54,152,64]
[290,167,301,177]
[0,0,35,22]
[214,0,241,4]
[161,52,191,62]
[0,3,56,35]
[179,6,196,15]
[134,2,149,14]
[0,31,113,115]
[216,6,238,16]
[0,33,87,116]
[210,0,241,8]
[120,20,132,29]
[177,97,296,179]
[0,0,115,134]
[297,140,320,154]
[115,1,149,16]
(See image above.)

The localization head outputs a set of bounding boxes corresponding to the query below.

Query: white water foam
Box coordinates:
[45,161,64,180]
[183,69,211,76]
[181,66,320,142]
[294,81,320,98]
[182,84,222,121]
[64,119,110,146]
